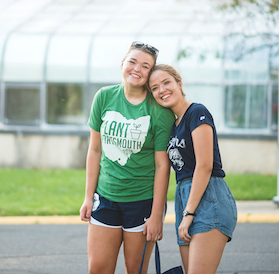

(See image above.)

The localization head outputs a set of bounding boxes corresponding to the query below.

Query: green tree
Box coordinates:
[218,0,279,61]
[178,0,279,62]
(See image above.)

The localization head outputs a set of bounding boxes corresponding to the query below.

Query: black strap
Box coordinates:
[139,242,161,274]
[138,241,147,274]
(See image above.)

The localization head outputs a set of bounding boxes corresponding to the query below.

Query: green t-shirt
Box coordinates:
[88,84,175,202]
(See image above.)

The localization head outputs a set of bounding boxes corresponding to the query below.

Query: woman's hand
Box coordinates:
[143,215,163,242]
[178,216,193,243]
[79,198,93,222]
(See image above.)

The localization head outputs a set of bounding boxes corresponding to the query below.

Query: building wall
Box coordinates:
[0,134,277,174]
[219,139,277,174]
[0,134,89,169]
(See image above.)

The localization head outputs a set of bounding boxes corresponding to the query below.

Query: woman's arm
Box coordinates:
[143,150,170,242]
[80,128,102,222]
[178,123,213,242]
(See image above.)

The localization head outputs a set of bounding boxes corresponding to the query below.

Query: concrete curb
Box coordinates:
[237,213,279,223]
[1,213,279,225]
[1,201,278,225]
[166,213,279,223]
[0,216,84,225]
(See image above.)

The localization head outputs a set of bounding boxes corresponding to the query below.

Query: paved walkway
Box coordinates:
[1,201,279,273]
[1,223,279,273]
[0,201,279,225]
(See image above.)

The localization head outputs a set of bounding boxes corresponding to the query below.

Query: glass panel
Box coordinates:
[225,85,246,128]
[270,68,279,81]
[224,69,247,82]
[137,35,180,65]
[185,84,222,128]
[225,85,268,129]
[270,45,278,132]
[224,66,268,82]
[85,83,110,119]
[140,20,185,36]
[56,21,103,35]
[47,83,85,125]
[3,34,48,81]
[179,36,223,67]
[249,85,267,129]
[178,36,223,83]
[224,36,269,82]
[46,35,91,82]
[0,1,49,33]
[272,85,278,131]
[0,35,5,80]
[4,86,40,126]
[89,36,134,83]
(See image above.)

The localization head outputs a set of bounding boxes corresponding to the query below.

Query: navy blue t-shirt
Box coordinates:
[167,103,225,182]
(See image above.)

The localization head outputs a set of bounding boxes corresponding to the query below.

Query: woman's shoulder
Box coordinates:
[188,103,211,116]
[98,84,122,95]
[189,102,208,111]
[92,84,123,108]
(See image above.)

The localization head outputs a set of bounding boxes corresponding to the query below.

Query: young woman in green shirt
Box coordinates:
[80,42,175,274]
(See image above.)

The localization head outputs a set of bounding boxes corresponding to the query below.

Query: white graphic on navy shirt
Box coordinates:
[167,136,185,171]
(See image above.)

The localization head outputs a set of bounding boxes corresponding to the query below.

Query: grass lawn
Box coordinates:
[167,172,277,201]
[0,169,86,216]
[0,169,277,216]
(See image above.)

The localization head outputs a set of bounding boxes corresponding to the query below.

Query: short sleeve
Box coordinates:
[188,104,214,133]
[87,88,103,132]
[153,108,175,151]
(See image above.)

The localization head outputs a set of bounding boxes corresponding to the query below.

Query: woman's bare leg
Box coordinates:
[87,223,123,274]
[179,245,189,273]
[187,229,228,274]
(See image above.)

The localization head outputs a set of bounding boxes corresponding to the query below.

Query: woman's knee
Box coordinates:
[88,257,115,274]
[123,233,151,274]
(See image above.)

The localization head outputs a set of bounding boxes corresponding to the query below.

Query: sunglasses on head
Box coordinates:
[132,41,159,56]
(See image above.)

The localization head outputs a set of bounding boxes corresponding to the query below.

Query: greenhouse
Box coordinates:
[0,0,278,172]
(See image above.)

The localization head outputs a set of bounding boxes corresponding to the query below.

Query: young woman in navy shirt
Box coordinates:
[149,64,237,274]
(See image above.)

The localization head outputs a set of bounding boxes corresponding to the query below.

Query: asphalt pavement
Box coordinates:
[0,201,279,274]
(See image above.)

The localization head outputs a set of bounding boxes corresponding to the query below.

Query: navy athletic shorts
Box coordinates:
[90,193,153,232]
